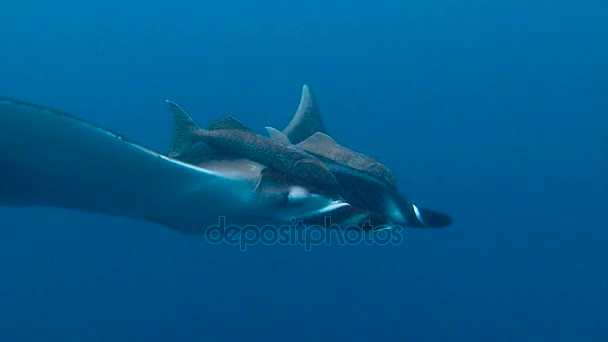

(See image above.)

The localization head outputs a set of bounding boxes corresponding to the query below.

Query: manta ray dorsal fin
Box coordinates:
[207,115,252,132]
[165,99,204,158]
[282,84,327,144]
[265,126,291,145]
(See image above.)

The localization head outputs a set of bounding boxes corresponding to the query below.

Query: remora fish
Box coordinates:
[0,98,348,234]
[164,100,340,197]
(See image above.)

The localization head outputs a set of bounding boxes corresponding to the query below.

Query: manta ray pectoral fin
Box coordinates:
[264,126,291,145]
[0,98,262,235]
[282,84,327,144]
[206,115,252,132]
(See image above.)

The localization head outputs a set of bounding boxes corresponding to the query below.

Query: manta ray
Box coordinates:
[167,85,452,230]
[0,85,451,236]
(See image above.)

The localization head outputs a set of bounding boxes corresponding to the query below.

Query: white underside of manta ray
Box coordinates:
[0,97,346,234]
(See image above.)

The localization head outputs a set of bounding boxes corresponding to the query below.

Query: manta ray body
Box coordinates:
[0,85,450,235]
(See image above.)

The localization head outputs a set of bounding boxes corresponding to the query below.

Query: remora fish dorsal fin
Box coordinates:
[207,115,252,132]
[297,131,338,150]
[165,99,203,158]
[265,126,291,144]
[282,84,327,144]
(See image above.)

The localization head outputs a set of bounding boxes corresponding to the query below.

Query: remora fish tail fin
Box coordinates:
[165,99,202,158]
[283,84,327,144]
[265,126,291,144]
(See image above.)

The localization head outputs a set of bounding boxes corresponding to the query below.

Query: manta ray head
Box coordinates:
[317,167,451,229]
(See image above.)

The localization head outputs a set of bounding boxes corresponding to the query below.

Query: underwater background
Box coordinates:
[0,0,606,340]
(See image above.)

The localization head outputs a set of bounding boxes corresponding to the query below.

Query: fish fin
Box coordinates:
[282,84,327,144]
[293,158,338,186]
[165,99,205,158]
[296,131,338,150]
[207,115,252,132]
[264,126,291,144]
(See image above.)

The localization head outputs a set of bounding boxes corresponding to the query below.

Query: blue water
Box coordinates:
[0,1,606,340]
